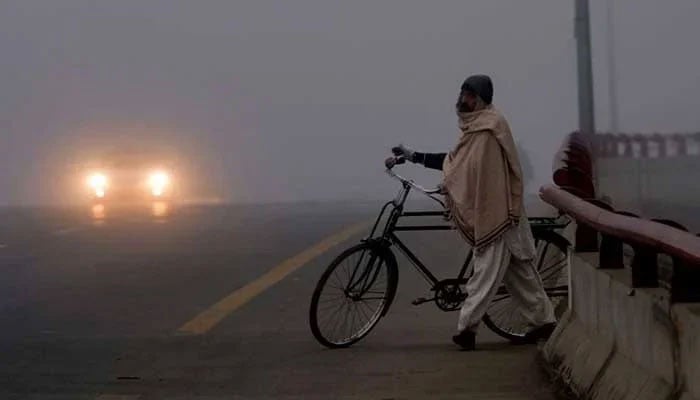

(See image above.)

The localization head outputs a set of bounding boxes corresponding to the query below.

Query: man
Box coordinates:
[389,74,556,350]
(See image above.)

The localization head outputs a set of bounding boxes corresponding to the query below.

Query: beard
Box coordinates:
[455,93,474,113]
[456,99,473,113]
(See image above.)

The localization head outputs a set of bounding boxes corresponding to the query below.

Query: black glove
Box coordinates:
[391,144,417,163]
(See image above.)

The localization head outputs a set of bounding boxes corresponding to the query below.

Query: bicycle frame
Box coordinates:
[363,179,472,289]
[362,166,571,294]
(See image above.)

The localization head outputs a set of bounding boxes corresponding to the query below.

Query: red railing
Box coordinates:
[542,132,700,302]
[552,132,595,198]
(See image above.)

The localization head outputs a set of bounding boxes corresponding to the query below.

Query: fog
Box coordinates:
[1,0,699,205]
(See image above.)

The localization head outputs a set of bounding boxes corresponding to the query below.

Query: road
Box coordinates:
[0,202,558,399]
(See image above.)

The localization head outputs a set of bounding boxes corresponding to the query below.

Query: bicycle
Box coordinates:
[309,157,570,348]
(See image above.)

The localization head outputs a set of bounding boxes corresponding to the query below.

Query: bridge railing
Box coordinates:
[542,132,700,302]
[595,132,700,158]
[540,184,700,302]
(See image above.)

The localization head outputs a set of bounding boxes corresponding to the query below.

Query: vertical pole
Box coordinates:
[575,0,596,135]
[606,0,619,134]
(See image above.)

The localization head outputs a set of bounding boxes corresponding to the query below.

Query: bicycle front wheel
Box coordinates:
[309,243,396,348]
[482,230,569,342]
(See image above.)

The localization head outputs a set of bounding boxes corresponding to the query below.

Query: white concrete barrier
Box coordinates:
[542,251,700,400]
[674,304,700,399]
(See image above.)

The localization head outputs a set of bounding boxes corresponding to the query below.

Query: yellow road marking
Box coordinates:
[176,221,369,335]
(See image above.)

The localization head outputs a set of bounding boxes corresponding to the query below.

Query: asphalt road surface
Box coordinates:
[0,201,558,399]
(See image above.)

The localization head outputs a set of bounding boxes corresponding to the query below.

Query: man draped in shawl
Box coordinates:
[388,75,556,350]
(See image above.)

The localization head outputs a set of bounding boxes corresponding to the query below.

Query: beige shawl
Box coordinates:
[442,105,524,249]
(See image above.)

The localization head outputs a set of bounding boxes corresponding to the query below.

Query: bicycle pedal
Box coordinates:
[411,297,433,306]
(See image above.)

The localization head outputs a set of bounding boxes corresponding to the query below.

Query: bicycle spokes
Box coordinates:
[483,230,569,341]
[313,247,390,345]
[537,242,567,287]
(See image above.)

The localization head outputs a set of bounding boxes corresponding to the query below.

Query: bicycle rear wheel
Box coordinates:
[309,243,396,348]
[482,230,569,341]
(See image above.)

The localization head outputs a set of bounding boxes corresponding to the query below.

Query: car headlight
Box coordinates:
[87,173,108,197]
[148,171,170,196]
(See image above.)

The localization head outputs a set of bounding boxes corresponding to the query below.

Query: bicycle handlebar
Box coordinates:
[385,168,442,195]
[385,156,445,207]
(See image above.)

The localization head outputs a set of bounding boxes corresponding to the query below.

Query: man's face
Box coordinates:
[456,91,477,113]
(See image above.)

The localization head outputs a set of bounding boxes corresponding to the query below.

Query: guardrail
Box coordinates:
[540,184,700,302]
[595,132,700,158]
[543,131,700,302]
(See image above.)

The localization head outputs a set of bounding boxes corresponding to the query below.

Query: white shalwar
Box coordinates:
[457,215,556,333]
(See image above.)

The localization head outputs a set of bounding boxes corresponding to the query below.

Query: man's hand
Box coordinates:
[391,144,417,163]
[385,156,407,169]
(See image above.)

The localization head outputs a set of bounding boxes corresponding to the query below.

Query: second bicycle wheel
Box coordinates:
[309,243,396,348]
[482,230,569,342]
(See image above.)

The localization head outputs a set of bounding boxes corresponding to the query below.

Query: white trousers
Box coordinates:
[457,231,556,333]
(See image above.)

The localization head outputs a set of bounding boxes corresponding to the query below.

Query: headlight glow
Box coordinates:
[87,173,108,198]
[149,171,170,197]
[87,173,108,190]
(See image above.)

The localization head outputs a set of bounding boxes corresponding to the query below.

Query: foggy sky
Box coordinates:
[1,0,699,205]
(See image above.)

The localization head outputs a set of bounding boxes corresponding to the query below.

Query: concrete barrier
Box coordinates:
[542,247,700,400]
[543,132,700,399]
[675,304,700,399]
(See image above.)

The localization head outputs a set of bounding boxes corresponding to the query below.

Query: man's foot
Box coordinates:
[452,330,476,350]
[521,322,556,344]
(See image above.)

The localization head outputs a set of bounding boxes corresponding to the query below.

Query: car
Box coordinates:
[84,150,178,204]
